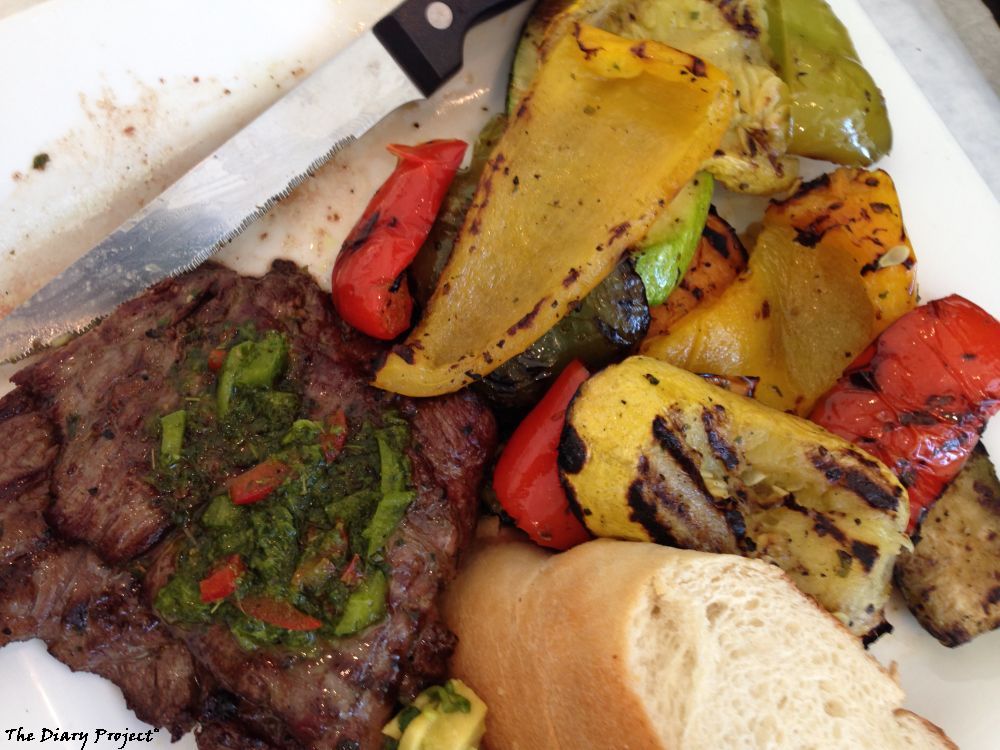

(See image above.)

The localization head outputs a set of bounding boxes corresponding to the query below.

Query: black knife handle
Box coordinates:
[374,0,531,96]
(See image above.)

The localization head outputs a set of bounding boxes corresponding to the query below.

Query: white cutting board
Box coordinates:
[0,1,998,748]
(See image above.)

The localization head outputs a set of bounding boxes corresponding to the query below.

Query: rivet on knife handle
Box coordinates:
[375,0,532,96]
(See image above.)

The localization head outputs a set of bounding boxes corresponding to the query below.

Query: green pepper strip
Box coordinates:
[159,409,186,464]
[363,432,416,558]
[216,331,289,416]
[334,568,388,636]
[634,173,713,307]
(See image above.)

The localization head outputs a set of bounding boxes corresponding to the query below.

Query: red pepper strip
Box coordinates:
[810,295,1000,533]
[240,597,322,631]
[229,459,291,505]
[331,139,467,339]
[340,553,362,585]
[320,410,348,462]
[199,554,245,603]
[207,348,227,372]
[493,361,593,550]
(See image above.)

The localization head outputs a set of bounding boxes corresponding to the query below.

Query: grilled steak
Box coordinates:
[12,261,384,563]
[0,544,204,737]
[0,389,203,738]
[0,261,496,749]
[145,391,495,749]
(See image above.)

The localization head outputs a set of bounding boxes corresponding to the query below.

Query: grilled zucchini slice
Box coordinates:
[895,446,1000,647]
[559,356,911,636]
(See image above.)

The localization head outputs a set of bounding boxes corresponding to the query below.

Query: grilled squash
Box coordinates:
[895,446,1000,647]
[559,356,911,636]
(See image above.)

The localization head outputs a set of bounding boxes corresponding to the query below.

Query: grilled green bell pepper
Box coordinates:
[634,172,713,307]
[481,259,649,411]
[334,569,388,636]
[767,0,891,165]
[216,331,288,417]
[159,409,186,464]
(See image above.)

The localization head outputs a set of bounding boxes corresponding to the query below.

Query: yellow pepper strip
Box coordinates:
[764,169,917,336]
[375,24,733,397]
[642,168,917,414]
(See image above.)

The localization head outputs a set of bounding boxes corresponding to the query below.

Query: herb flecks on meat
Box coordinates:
[153,328,414,652]
[3,261,497,748]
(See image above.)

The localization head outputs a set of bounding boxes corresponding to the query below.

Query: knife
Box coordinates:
[0,0,529,362]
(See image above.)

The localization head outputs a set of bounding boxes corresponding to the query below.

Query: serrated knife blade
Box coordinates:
[0,0,528,362]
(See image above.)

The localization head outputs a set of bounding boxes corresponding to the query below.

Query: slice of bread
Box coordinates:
[441,534,955,749]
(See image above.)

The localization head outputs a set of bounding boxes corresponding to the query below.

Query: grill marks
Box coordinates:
[626,453,735,553]
[701,405,739,470]
[617,405,891,575]
[810,446,902,512]
[0,390,205,740]
[778,492,880,574]
[851,541,879,572]
[557,426,588,480]
[0,393,54,566]
[626,458,683,548]
[716,0,763,38]
[652,415,712,498]
[894,446,1000,647]
[625,410,749,554]
[506,297,548,337]
[0,544,205,738]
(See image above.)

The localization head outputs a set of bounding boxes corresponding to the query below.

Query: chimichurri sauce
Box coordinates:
[151,327,413,653]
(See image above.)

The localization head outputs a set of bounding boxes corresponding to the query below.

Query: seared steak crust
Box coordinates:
[194,721,287,750]
[13,262,386,563]
[0,261,496,748]
[0,543,204,737]
[0,389,203,737]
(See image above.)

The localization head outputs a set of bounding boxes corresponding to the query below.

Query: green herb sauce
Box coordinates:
[152,328,413,653]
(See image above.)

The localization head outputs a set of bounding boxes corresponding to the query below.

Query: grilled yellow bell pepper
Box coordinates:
[509,0,798,195]
[375,24,732,397]
[642,168,917,414]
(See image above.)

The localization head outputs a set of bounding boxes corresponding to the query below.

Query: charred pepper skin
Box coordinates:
[811,295,1000,532]
[412,117,651,412]
[374,26,733,397]
[493,360,592,550]
[332,140,467,340]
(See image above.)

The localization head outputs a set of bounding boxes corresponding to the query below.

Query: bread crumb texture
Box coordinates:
[443,538,955,749]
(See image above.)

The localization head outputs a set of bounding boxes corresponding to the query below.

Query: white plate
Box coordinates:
[0,1,998,748]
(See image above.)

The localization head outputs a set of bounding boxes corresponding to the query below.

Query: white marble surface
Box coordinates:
[858,0,1000,198]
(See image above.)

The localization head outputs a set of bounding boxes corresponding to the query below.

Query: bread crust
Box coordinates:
[443,538,674,749]
[893,710,959,750]
[441,534,956,750]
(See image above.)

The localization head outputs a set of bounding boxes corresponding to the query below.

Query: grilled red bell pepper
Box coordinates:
[199,554,245,603]
[228,458,291,505]
[240,596,322,631]
[811,295,1000,532]
[207,348,227,372]
[320,410,348,462]
[493,360,593,550]
[339,553,362,586]
[332,139,467,340]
